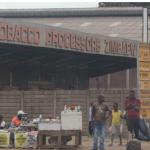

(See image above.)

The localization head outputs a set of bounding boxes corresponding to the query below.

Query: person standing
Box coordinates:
[125,90,141,140]
[109,102,123,146]
[92,95,110,150]
[0,114,6,129]
[89,102,93,136]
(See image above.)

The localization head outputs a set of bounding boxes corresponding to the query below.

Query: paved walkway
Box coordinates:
[78,137,150,150]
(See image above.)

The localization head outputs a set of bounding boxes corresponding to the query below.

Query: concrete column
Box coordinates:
[143,8,148,42]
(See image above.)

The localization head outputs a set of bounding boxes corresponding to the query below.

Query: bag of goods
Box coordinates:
[127,140,141,150]
[0,131,10,148]
[14,132,28,148]
[26,131,38,148]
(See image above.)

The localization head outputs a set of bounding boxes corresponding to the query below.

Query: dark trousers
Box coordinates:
[127,118,139,138]
[89,121,93,136]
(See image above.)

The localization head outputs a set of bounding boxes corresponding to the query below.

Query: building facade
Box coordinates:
[0,7,148,90]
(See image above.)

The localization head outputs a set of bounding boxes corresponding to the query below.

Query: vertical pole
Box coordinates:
[107,74,111,89]
[10,72,12,88]
[53,91,57,118]
[138,7,148,97]
[20,91,24,110]
[143,8,148,43]
[86,90,90,133]
[137,43,141,98]
[126,69,130,89]
[120,90,123,110]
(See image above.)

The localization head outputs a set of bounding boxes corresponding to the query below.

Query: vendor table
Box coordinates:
[37,130,81,150]
[21,124,38,131]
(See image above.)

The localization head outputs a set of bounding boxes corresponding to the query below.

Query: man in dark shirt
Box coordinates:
[125,90,141,139]
[92,95,110,150]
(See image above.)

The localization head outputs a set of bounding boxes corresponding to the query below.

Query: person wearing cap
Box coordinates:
[92,95,110,150]
[11,110,25,127]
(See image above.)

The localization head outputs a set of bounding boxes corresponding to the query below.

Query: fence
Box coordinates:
[0,89,131,132]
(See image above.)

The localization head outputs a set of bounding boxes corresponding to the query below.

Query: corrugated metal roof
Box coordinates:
[0,16,143,42]
[0,7,144,17]
[0,7,147,42]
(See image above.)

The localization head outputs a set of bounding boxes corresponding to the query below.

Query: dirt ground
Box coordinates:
[0,137,149,150]
[78,136,150,150]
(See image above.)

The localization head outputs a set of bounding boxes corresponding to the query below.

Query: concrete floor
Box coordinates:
[78,136,150,150]
[0,137,149,150]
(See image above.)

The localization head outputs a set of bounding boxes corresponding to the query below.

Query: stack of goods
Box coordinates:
[64,104,81,112]
[26,131,38,148]
[14,131,38,149]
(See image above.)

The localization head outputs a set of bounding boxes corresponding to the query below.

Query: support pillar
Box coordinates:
[143,8,148,43]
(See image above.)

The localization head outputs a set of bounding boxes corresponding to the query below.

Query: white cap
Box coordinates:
[17,110,25,115]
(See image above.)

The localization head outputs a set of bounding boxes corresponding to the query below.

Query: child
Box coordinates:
[109,102,123,146]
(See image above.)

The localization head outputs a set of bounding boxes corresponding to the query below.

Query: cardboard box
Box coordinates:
[140,71,150,80]
[140,49,150,62]
[140,81,150,89]
[140,62,150,71]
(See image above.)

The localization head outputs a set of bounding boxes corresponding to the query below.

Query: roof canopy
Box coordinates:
[0,20,138,77]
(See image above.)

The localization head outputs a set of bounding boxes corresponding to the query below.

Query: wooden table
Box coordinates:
[37,130,82,150]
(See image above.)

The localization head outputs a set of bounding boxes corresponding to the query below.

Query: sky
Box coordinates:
[0,2,98,9]
[0,0,148,9]
[0,0,99,9]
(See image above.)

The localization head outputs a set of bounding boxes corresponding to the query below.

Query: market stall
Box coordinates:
[0,106,82,149]
[37,105,82,149]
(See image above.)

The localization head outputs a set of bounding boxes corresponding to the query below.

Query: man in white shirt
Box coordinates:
[0,115,5,129]
[89,102,93,136]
